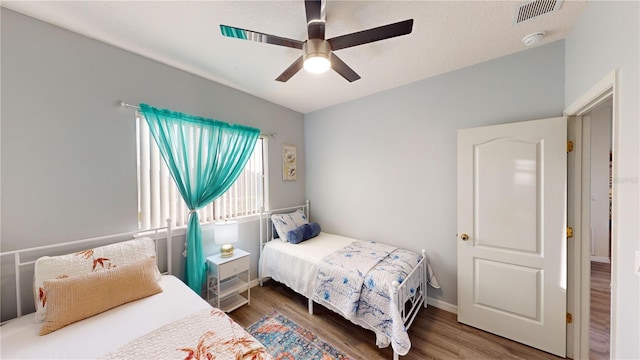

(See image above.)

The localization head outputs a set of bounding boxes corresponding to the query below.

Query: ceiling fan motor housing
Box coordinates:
[304,39,331,61]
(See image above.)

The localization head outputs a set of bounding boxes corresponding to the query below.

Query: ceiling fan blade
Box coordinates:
[305,0,326,39]
[327,19,414,51]
[220,25,304,49]
[276,56,304,82]
[331,53,361,82]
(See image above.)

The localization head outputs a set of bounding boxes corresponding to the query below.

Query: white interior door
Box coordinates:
[457,117,567,357]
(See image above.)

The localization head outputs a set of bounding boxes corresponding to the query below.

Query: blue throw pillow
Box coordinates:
[287,222,321,244]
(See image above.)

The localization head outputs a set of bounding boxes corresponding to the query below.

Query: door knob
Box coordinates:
[460,233,469,241]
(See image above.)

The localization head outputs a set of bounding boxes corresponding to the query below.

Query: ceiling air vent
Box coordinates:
[514,0,564,24]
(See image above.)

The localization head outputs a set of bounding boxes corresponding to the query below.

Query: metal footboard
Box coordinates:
[391,249,428,360]
[393,249,428,328]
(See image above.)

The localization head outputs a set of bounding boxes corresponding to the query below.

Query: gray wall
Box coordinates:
[565,1,639,358]
[0,9,305,320]
[304,41,566,307]
[588,104,612,262]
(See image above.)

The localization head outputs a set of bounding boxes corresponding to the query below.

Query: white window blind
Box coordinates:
[136,113,265,230]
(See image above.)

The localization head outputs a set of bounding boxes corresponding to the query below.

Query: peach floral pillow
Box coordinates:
[39,257,162,335]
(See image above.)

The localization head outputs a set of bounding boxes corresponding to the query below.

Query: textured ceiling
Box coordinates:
[2,1,587,114]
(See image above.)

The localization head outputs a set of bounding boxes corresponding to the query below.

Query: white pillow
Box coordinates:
[33,238,159,323]
[271,209,308,242]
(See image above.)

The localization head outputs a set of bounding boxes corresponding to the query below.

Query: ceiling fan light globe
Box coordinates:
[304,56,331,74]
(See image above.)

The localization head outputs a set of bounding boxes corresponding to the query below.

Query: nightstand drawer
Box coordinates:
[216,255,250,279]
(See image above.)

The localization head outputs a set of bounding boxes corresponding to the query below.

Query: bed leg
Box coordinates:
[308,298,314,315]
[424,287,428,308]
[423,272,428,309]
[422,249,428,309]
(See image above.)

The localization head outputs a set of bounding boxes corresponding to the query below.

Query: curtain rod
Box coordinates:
[118,100,141,110]
[117,100,277,137]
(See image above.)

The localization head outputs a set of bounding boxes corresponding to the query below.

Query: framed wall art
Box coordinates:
[282,144,297,181]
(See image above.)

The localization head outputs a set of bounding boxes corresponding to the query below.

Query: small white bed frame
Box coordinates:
[0,220,173,322]
[259,202,428,360]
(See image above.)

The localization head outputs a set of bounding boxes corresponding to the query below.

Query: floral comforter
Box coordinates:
[314,241,427,356]
[100,308,272,360]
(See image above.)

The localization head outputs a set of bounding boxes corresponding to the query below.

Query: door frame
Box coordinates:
[564,70,617,359]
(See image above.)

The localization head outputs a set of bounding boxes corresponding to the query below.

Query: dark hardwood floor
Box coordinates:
[590,261,611,360]
[229,280,564,360]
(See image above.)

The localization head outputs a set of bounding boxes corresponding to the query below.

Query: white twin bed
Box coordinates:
[259,202,439,360]
[2,276,212,358]
[0,226,271,360]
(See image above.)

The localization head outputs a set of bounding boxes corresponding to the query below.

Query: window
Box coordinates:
[136,113,266,230]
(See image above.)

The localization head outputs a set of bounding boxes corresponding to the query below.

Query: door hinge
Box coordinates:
[567,313,573,323]
[567,227,574,238]
[567,140,574,152]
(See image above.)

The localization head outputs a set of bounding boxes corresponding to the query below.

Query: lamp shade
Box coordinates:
[215,220,238,258]
[214,220,238,245]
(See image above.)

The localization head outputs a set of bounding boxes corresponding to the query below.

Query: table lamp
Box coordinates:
[215,220,238,258]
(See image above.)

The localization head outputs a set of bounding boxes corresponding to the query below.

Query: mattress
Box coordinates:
[259,232,356,297]
[0,275,211,359]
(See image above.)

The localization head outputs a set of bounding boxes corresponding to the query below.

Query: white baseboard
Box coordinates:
[251,279,460,315]
[427,297,458,314]
[591,256,611,264]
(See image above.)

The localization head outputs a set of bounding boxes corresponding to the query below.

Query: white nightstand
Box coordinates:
[206,249,250,312]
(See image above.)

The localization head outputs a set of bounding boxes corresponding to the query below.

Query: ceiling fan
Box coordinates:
[220,0,414,82]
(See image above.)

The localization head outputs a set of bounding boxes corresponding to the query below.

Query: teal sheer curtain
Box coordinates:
[139,103,260,293]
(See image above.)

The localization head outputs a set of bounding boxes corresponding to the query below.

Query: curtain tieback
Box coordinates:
[188,209,197,215]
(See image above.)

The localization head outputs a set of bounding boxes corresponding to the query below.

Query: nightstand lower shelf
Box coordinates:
[219,294,249,312]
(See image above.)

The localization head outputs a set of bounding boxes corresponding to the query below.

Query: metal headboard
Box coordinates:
[0,220,173,320]
[258,200,310,282]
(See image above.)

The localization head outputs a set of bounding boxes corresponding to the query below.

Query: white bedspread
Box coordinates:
[259,232,356,297]
[0,275,211,359]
